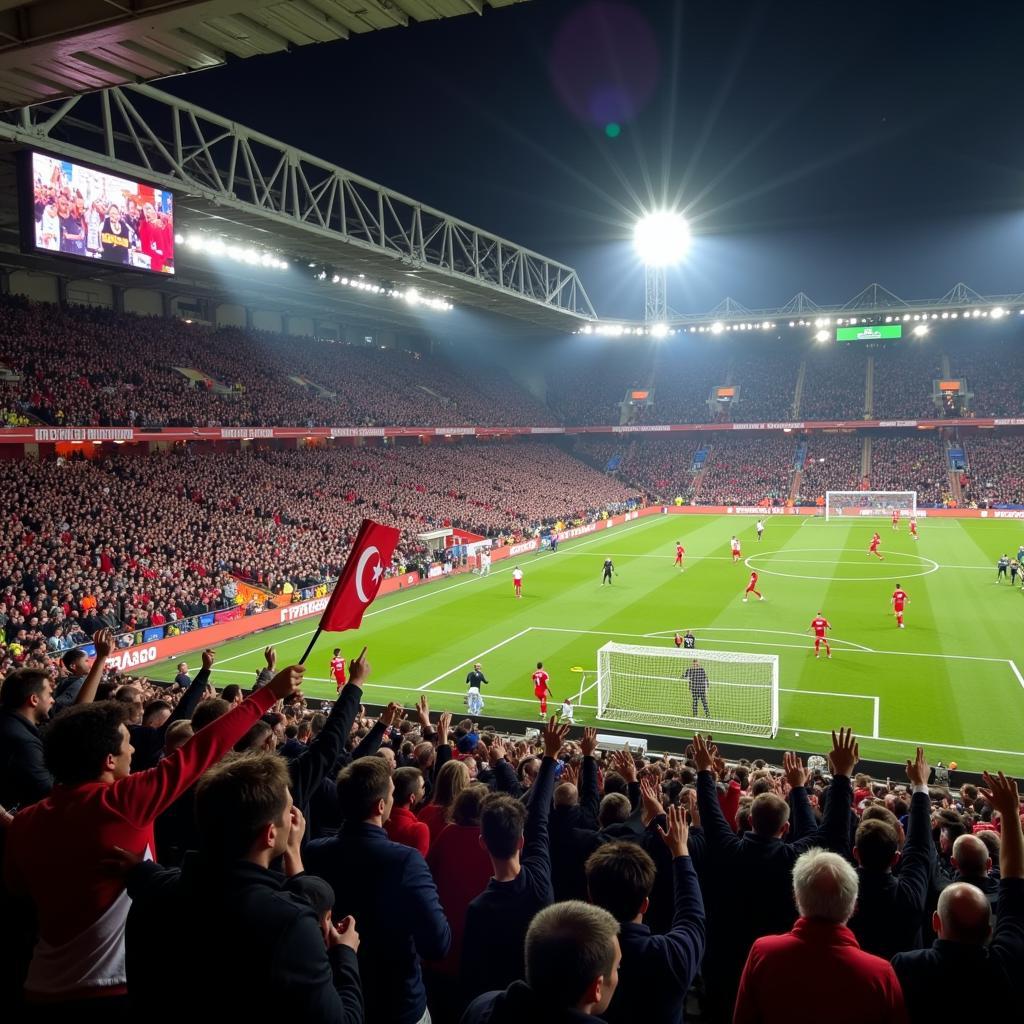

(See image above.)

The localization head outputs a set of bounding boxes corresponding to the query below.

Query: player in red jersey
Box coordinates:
[532,661,551,717]
[675,542,685,571]
[891,584,909,628]
[674,631,684,648]
[742,570,763,602]
[730,536,742,563]
[808,612,832,658]
[909,517,919,541]
[512,565,523,599]
[891,508,900,531]
[868,532,884,560]
[330,648,346,691]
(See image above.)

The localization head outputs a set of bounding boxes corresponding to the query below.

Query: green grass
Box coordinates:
[146,514,1024,774]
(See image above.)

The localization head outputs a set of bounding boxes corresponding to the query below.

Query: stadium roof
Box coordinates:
[0,0,528,109]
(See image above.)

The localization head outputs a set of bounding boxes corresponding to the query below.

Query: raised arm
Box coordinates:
[795,728,857,855]
[784,753,818,842]
[656,804,707,987]
[979,771,1024,963]
[290,649,369,809]
[897,747,936,905]
[72,628,113,706]
[521,718,569,903]
[163,649,216,732]
[578,728,600,830]
[693,735,742,854]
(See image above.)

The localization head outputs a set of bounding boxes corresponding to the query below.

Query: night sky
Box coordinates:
[162,0,1024,320]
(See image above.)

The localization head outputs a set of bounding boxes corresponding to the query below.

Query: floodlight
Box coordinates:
[913,324,928,336]
[711,321,724,334]
[651,322,669,338]
[992,306,1005,319]
[633,210,691,267]
[815,329,829,342]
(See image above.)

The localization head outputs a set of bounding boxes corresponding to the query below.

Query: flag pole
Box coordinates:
[298,626,322,666]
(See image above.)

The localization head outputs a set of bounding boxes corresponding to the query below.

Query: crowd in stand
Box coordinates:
[870,435,949,506]
[2,641,1022,1024]
[962,436,1024,506]
[696,436,798,505]
[799,345,867,421]
[795,435,865,503]
[871,344,943,420]
[726,346,800,422]
[573,437,700,503]
[947,337,1024,417]
[0,442,639,650]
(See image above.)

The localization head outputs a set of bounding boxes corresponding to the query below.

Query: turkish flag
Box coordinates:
[318,518,402,633]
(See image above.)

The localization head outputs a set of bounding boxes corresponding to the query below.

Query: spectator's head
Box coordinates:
[792,848,859,925]
[413,740,435,772]
[451,783,488,826]
[142,699,172,729]
[336,756,394,825]
[43,701,131,785]
[951,834,992,879]
[1,667,54,724]
[750,793,790,838]
[977,829,1001,861]
[430,758,469,812]
[480,792,527,860]
[191,697,230,732]
[195,752,292,864]
[854,818,900,873]
[220,683,242,705]
[524,901,620,1015]
[392,766,425,810]
[518,755,541,788]
[375,747,397,774]
[176,662,187,675]
[164,719,193,755]
[114,685,145,726]
[585,841,656,923]
[235,720,274,753]
[597,793,631,829]
[554,781,579,808]
[62,648,88,676]
[934,882,993,945]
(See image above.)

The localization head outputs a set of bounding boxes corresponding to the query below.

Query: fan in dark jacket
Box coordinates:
[892,769,1024,1024]
[462,901,621,1024]
[847,747,935,958]
[125,751,362,1024]
[586,800,704,1024]
[459,717,569,1004]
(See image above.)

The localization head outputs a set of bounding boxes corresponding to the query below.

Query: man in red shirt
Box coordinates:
[734,848,907,1024]
[869,532,884,560]
[674,542,685,571]
[742,571,763,603]
[891,507,900,531]
[330,647,347,690]
[3,659,304,1012]
[532,662,551,718]
[809,613,832,659]
[891,584,909,629]
[385,766,430,857]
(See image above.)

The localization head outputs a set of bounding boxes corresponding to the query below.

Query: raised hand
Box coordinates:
[264,646,277,671]
[284,805,306,876]
[712,754,728,780]
[268,664,305,701]
[327,915,360,952]
[379,701,404,728]
[488,737,507,765]
[543,716,571,759]
[201,647,216,672]
[905,746,930,788]
[612,747,638,784]
[827,727,859,778]
[658,803,690,858]
[683,787,701,827]
[562,761,580,788]
[415,693,430,727]
[437,710,452,746]
[640,776,664,822]
[92,628,114,660]
[349,646,370,687]
[580,726,598,758]
[784,751,808,789]
[691,734,717,774]
[980,770,1021,819]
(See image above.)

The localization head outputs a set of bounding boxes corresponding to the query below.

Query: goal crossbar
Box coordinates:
[596,641,779,738]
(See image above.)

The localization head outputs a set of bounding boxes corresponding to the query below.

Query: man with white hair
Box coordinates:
[892,770,1024,1023]
[733,848,906,1023]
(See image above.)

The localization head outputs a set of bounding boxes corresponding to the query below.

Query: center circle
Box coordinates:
[744,547,940,583]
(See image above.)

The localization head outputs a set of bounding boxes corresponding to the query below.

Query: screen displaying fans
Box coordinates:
[24,151,175,275]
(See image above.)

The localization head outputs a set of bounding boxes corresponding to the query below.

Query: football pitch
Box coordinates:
[147,514,1024,774]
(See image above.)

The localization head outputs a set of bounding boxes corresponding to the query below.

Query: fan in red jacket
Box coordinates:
[3,660,304,1008]
[385,766,431,857]
[734,848,907,1024]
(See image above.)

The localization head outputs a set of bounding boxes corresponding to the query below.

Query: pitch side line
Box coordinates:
[216,515,664,667]
[416,629,532,691]
[1010,661,1024,691]
[643,626,873,652]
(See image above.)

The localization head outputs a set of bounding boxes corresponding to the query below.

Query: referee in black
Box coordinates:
[683,659,710,718]
[601,557,615,586]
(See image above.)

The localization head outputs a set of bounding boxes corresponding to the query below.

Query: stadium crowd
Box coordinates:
[870,436,949,506]
[2,644,1021,1024]
[871,345,943,420]
[799,346,867,421]
[947,337,1024,418]
[695,437,798,506]
[573,437,700,503]
[795,434,865,503]
[961,436,1024,506]
[0,442,639,648]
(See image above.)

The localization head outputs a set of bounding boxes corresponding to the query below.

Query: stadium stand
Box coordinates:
[573,436,699,502]
[947,336,1024,417]
[961,435,1024,506]
[796,434,865,503]
[799,344,867,421]
[871,344,943,420]
[695,435,797,505]
[870,435,949,506]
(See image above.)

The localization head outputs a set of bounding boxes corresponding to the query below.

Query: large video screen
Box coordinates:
[24,151,175,275]
[835,324,902,342]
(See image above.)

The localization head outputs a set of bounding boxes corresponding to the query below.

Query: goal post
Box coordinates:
[595,642,779,739]
[825,491,916,522]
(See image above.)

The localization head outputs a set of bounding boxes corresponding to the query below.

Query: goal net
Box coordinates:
[825,490,916,522]
[596,642,779,738]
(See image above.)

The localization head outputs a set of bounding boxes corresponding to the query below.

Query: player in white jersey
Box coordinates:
[730,536,742,563]
[512,565,523,599]
[560,697,575,723]
[756,520,765,542]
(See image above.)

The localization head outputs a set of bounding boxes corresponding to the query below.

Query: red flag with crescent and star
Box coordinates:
[318,518,402,633]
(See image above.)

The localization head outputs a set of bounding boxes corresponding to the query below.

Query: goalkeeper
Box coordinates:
[601,557,616,586]
[683,659,711,718]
